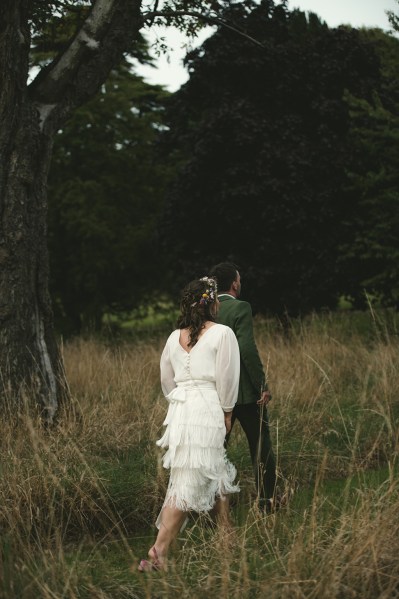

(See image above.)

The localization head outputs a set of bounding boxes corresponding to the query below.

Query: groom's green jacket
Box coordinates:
[216,295,266,406]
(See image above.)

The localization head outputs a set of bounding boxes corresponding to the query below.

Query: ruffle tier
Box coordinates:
[156,386,239,524]
[161,459,239,513]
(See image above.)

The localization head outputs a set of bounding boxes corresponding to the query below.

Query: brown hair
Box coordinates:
[176,279,217,347]
[209,262,239,293]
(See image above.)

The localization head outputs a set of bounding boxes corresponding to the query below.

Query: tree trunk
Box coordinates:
[0,112,64,420]
[0,1,64,420]
[0,0,143,419]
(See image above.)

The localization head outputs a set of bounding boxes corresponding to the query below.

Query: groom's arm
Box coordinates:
[234,301,267,395]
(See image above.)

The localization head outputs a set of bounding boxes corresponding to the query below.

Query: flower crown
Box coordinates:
[191,277,218,307]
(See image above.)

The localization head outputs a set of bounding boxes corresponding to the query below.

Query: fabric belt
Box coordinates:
[166,381,216,403]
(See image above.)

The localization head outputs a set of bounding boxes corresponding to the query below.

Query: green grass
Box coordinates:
[22,464,393,599]
[2,311,399,598]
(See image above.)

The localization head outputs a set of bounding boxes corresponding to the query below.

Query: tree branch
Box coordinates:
[142,9,265,48]
[147,0,160,28]
[30,0,120,102]
[28,0,264,133]
[29,0,143,131]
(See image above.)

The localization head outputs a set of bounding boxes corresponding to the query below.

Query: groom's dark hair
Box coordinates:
[209,262,239,293]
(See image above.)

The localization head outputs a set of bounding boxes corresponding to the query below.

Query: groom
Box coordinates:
[210,262,277,512]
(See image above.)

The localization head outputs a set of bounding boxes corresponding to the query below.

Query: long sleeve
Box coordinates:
[234,302,266,394]
[215,326,240,411]
[160,339,176,397]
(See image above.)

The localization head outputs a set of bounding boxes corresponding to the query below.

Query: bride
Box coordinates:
[138,276,240,571]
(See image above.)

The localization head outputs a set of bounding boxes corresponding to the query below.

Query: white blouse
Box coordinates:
[160,324,240,411]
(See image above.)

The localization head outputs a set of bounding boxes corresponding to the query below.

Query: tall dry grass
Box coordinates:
[0,312,398,598]
[258,313,399,483]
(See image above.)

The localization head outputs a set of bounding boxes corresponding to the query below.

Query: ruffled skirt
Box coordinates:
[156,382,239,528]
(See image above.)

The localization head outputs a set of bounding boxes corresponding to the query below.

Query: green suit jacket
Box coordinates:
[217,294,266,405]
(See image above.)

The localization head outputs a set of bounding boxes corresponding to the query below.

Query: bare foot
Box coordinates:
[137,545,165,573]
[149,546,165,569]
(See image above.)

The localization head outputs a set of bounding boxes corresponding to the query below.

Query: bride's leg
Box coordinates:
[213,495,230,526]
[152,505,187,559]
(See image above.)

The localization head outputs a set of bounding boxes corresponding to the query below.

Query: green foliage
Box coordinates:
[159,0,379,315]
[341,29,399,308]
[48,61,171,332]
[28,0,228,43]
[387,0,399,33]
[29,3,151,70]
[29,1,399,324]
[28,0,91,35]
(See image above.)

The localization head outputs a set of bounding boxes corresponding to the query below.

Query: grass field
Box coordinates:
[0,310,398,598]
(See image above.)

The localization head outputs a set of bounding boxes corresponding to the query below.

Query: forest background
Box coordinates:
[44,0,399,334]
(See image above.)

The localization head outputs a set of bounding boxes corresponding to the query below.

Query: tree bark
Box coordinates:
[0,0,142,419]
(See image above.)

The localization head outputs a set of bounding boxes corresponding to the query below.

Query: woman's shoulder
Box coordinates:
[211,323,236,339]
[165,329,180,344]
[212,323,228,331]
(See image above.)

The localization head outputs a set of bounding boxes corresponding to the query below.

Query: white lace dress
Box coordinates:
[156,324,240,528]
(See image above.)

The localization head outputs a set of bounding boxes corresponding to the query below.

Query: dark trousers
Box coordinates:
[226,402,277,502]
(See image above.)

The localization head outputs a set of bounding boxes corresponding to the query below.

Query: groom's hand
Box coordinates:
[224,412,232,434]
[257,390,272,406]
